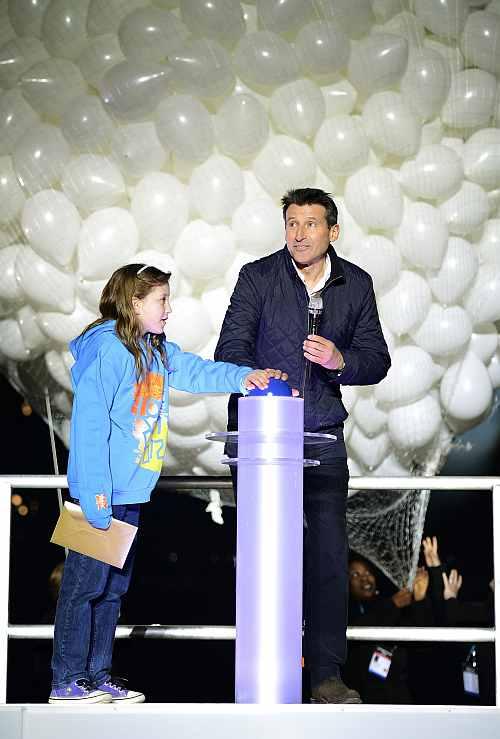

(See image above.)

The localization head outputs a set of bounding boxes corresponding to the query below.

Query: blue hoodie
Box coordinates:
[67,321,252,528]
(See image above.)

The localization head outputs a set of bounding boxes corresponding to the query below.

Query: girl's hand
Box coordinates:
[413,566,429,601]
[243,368,299,396]
[442,569,463,600]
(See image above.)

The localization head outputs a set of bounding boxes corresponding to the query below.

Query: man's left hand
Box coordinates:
[303,335,345,371]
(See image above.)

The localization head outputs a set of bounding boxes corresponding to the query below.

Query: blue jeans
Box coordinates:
[51,503,141,688]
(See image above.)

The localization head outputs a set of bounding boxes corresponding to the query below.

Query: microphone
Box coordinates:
[308,294,323,336]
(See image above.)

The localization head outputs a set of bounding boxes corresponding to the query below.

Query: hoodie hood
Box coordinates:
[70,320,117,385]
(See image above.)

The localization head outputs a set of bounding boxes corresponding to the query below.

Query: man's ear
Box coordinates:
[132,296,142,315]
[329,224,340,243]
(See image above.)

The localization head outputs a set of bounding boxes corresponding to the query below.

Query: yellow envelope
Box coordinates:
[50,501,138,569]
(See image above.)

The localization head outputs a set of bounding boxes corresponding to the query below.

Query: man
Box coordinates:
[215,188,391,703]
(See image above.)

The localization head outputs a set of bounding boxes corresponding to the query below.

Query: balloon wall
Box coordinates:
[1,0,499,489]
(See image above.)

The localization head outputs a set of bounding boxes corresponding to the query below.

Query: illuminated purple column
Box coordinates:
[235,396,304,704]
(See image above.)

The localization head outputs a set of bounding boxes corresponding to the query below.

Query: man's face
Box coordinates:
[285,203,339,267]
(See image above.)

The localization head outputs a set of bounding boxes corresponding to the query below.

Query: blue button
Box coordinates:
[247,377,292,397]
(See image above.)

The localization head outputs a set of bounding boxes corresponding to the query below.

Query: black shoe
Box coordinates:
[310,676,362,704]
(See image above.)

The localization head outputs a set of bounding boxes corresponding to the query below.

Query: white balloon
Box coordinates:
[166,296,212,353]
[373,452,412,477]
[349,427,390,469]
[224,250,257,294]
[41,0,90,60]
[0,156,25,224]
[8,0,51,38]
[372,0,403,23]
[0,36,48,88]
[388,394,441,450]
[463,263,500,323]
[348,235,401,293]
[77,34,125,89]
[270,79,325,141]
[131,172,189,251]
[99,60,170,121]
[321,79,357,117]
[399,144,463,202]
[414,0,469,39]
[375,345,437,406]
[410,304,472,356]
[347,33,408,97]
[487,350,500,389]
[477,219,500,264]
[463,129,500,191]
[200,286,232,334]
[461,10,500,76]
[111,122,168,182]
[440,351,493,420]
[314,115,370,177]
[469,322,498,364]
[180,0,246,48]
[61,95,115,153]
[233,31,299,90]
[441,69,497,129]
[170,39,235,100]
[15,245,75,313]
[38,301,98,345]
[253,135,316,200]
[174,220,236,282]
[13,123,71,195]
[87,0,148,36]
[400,48,451,122]
[440,182,490,236]
[352,395,387,437]
[428,237,478,305]
[0,245,24,302]
[168,397,210,434]
[232,198,284,256]
[78,207,138,280]
[315,0,376,39]
[62,155,126,213]
[424,36,464,72]
[214,94,269,161]
[255,0,313,36]
[20,58,87,119]
[395,202,448,271]
[21,190,80,268]
[344,166,403,231]
[362,91,421,159]
[118,6,188,63]
[17,304,47,352]
[381,11,426,48]
[295,21,350,82]
[378,271,431,336]
[189,155,244,224]
[155,95,214,163]
[0,319,29,360]
[77,277,107,313]
[0,89,39,156]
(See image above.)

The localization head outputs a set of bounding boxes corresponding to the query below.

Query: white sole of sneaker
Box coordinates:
[110,694,145,704]
[48,694,112,705]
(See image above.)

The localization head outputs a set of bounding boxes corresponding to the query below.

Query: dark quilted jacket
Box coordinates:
[214,244,391,458]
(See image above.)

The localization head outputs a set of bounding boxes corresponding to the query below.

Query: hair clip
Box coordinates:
[136,265,150,275]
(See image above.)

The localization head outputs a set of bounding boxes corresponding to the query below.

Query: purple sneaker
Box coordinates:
[95,677,145,704]
[49,678,112,704]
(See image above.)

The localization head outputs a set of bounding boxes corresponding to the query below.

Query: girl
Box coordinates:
[50,263,286,705]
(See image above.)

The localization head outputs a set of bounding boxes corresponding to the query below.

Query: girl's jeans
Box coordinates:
[51,503,141,688]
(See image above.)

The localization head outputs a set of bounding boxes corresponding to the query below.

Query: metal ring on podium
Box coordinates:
[207,396,336,705]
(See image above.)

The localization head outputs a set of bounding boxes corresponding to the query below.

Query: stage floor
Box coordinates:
[1,703,499,739]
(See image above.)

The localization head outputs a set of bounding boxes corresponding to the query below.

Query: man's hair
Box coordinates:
[281,188,338,228]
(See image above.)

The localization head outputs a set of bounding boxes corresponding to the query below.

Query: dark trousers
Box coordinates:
[231,458,349,690]
[51,503,140,688]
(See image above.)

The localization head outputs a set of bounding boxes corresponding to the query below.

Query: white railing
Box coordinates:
[1,475,499,706]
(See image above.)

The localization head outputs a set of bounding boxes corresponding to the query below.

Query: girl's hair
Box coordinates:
[82,264,171,380]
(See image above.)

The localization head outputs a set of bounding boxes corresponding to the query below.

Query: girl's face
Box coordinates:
[133,283,171,335]
[349,560,377,601]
